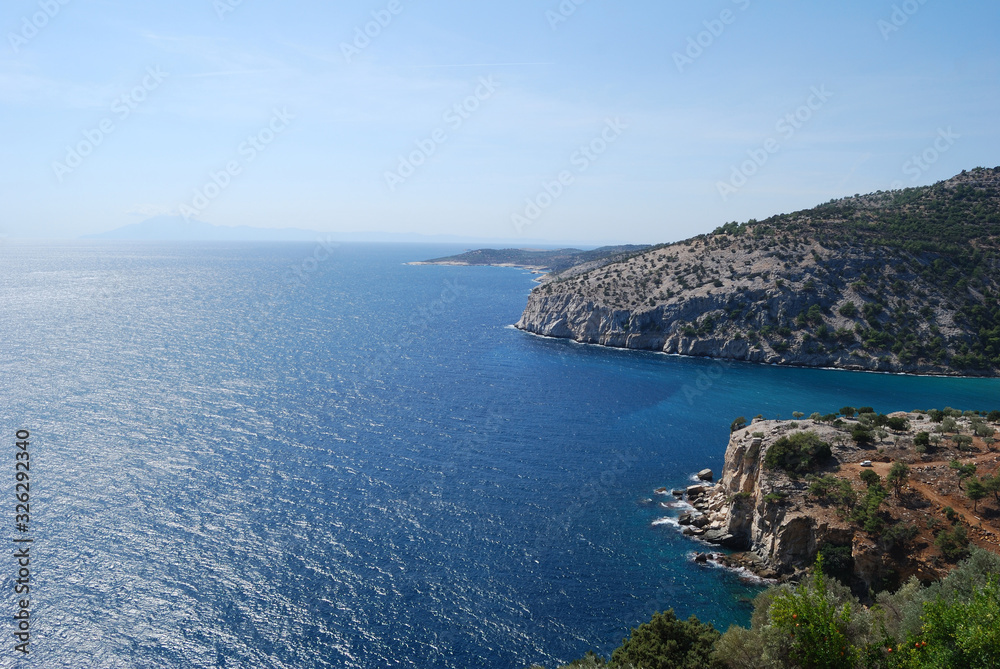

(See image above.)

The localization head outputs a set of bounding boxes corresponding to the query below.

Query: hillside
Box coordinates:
[516,167,1000,375]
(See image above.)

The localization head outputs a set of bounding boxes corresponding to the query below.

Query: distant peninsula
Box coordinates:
[427,167,1000,377]
[411,245,651,275]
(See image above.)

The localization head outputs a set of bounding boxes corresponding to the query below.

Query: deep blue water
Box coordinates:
[0,242,997,668]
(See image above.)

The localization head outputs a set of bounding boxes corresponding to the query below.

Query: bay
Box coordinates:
[0,242,996,668]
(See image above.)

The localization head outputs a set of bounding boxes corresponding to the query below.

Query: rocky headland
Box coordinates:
[670,408,1000,596]
[516,167,1000,376]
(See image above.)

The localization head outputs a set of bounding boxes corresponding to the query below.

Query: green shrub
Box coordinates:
[768,559,859,669]
[816,544,854,583]
[935,524,970,561]
[887,416,910,432]
[974,423,994,437]
[609,609,723,669]
[860,469,881,488]
[881,522,918,553]
[852,426,875,446]
[764,432,833,474]
[913,578,1000,668]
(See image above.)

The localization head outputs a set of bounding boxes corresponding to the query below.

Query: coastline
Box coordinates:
[512,325,998,379]
[407,260,551,274]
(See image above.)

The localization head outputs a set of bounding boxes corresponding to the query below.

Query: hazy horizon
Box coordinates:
[3,1,998,244]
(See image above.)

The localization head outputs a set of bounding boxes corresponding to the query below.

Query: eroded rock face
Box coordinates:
[698,421,856,576]
[513,220,1000,377]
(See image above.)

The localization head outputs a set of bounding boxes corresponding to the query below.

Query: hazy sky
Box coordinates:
[3,0,998,244]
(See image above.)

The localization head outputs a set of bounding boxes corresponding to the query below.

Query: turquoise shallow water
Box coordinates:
[0,241,997,668]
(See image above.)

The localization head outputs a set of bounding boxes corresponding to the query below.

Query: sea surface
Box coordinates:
[1,242,997,668]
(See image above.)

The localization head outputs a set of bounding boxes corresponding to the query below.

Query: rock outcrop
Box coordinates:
[692,424,852,575]
[683,411,1000,593]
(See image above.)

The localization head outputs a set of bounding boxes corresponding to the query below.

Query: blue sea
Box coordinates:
[1,242,997,668]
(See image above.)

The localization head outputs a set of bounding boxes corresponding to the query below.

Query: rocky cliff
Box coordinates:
[679,411,1000,595]
[516,167,1000,376]
[690,421,859,580]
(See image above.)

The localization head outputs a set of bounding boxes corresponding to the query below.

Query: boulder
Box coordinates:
[697,468,714,481]
[686,484,708,498]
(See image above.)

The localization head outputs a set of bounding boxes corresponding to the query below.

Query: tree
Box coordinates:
[935,524,970,561]
[731,417,747,432]
[610,609,723,669]
[860,469,881,488]
[793,411,805,419]
[916,577,1000,668]
[967,478,987,512]
[852,426,875,446]
[984,474,1000,503]
[768,557,858,669]
[949,460,977,491]
[914,431,931,448]
[840,406,857,418]
[764,432,832,474]
[887,416,910,432]
[832,479,858,511]
[954,434,975,451]
[887,462,910,497]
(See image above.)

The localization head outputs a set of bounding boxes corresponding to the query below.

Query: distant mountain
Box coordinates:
[82,217,613,247]
[83,217,323,241]
[516,167,1000,376]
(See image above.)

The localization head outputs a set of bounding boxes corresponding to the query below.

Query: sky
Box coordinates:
[2,0,998,245]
